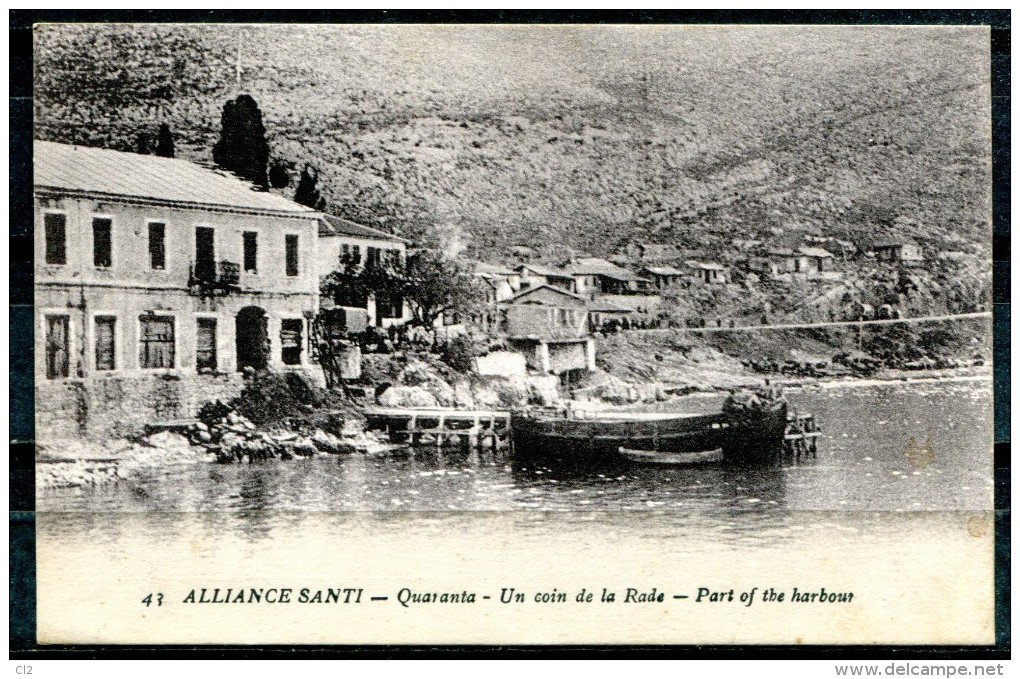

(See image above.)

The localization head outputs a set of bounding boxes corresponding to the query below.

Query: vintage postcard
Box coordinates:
[28,22,995,646]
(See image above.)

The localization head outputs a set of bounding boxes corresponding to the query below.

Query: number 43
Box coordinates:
[142,593,164,607]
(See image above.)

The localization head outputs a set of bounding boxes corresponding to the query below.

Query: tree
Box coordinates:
[400,250,483,327]
[155,123,175,158]
[293,164,326,210]
[135,132,150,155]
[268,160,290,189]
[212,94,269,188]
[319,248,483,329]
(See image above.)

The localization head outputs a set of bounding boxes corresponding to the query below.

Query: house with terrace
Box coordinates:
[316,213,411,330]
[567,257,646,297]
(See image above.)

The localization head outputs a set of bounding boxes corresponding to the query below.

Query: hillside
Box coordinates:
[34,24,992,264]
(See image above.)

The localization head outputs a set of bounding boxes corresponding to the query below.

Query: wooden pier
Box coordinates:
[784,412,821,460]
[364,408,512,452]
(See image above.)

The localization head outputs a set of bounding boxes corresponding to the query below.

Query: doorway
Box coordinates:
[236,306,268,371]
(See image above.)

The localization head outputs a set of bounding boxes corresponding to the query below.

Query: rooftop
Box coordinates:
[642,265,686,276]
[797,246,835,259]
[507,284,588,305]
[686,260,726,271]
[34,140,315,215]
[318,213,408,243]
[567,257,643,280]
[516,263,574,279]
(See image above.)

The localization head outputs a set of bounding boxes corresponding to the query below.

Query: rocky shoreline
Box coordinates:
[36,349,991,491]
[36,406,399,491]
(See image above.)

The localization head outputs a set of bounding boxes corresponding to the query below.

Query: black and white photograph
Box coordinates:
[23,19,998,648]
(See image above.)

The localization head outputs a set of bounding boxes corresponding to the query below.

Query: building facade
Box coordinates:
[35,141,322,439]
[499,285,596,378]
[316,213,410,328]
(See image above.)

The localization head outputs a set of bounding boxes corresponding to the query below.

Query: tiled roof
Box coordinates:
[686,260,726,271]
[516,263,574,279]
[797,246,835,259]
[34,140,314,215]
[473,261,516,276]
[507,284,588,304]
[567,257,642,280]
[318,213,408,243]
[642,265,686,276]
[588,300,635,313]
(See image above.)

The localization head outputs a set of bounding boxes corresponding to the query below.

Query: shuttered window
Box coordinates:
[196,318,217,371]
[243,232,258,273]
[93,217,112,268]
[280,319,303,365]
[148,223,166,270]
[45,315,70,379]
[139,316,175,369]
[285,235,299,277]
[94,316,116,371]
[44,213,67,265]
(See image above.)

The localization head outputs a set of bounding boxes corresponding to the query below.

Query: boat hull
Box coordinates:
[511,404,788,467]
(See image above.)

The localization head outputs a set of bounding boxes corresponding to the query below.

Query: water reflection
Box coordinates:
[37,380,993,515]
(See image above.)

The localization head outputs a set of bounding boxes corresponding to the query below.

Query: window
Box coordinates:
[196,318,217,371]
[194,227,215,282]
[243,232,258,273]
[377,291,404,319]
[94,316,116,371]
[139,315,175,369]
[280,319,303,365]
[44,213,66,265]
[285,234,299,277]
[93,217,112,268]
[366,246,380,268]
[352,244,361,264]
[45,315,70,379]
[148,222,166,270]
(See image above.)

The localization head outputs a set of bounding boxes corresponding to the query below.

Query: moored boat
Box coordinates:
[618,447,724,466]
[511,392,789,467]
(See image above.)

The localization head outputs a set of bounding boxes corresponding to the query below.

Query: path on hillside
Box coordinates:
[620,311,992,335]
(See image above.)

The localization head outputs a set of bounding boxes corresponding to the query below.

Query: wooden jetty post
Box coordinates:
[364,408,512,453]
[784,412,821,460]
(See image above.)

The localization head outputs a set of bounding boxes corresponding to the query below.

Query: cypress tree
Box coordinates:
[155,123,175,158]
[293,165,326,210]
[268,160,290,189]
[212,94,269,188]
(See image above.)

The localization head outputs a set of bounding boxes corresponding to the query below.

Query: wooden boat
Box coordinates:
[618,447,723,466]
[511,400,788,466]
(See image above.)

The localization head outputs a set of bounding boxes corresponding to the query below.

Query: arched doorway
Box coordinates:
[236,306,269,371]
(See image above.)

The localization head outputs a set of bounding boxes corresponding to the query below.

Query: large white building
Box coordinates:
[34,141,322,438]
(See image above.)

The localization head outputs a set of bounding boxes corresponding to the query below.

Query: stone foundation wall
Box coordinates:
[36,372,246,441]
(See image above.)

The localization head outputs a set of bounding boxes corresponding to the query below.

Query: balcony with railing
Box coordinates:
[189,260,241,296]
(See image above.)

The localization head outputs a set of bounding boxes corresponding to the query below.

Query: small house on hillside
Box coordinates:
[514,263,576,294]
[588,298,635,330]
[685,260,727,285]
[473,262,517,304]
[497,285,595,379]
[640,265,686,290]
[317,213,411,327]
[796,246,837,274]
[755,246,838,279]
[567,257,646,296]
[874,240,924,264]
